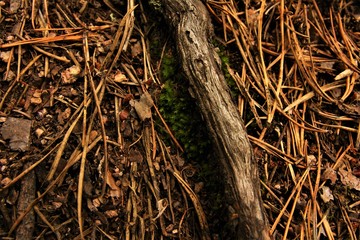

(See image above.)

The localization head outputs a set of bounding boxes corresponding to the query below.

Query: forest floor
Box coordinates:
[0,0,360,239]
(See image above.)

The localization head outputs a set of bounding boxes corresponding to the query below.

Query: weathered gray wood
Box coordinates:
[160,0,271,239]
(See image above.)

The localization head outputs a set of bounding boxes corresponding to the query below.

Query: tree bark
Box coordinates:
[160,0,271,239]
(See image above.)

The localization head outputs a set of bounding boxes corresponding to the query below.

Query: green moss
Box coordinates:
[161,56,176,79]
[158,55,210,160]
[156,37,238,155]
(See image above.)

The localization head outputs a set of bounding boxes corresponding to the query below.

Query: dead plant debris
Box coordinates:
[0,0,359,239]
[207,0,360,239]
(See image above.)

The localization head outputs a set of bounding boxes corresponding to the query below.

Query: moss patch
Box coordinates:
[158,54,210,160]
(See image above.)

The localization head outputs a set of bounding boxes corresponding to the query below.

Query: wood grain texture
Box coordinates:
[161,0,271,239]
[16,162,35,239]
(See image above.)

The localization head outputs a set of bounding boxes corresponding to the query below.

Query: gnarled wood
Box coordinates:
[160,0,271,239]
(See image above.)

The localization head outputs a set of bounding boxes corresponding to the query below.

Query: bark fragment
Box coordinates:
[16,162,36,239]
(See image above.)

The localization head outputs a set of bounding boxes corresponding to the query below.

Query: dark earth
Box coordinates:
[1,0,360,239]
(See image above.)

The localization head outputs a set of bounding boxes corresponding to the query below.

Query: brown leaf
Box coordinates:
[319,186,334,203]
[130,92,154,121]
[0,51,12,62]
[338,168,360,191]
[1,177,12,187]
[321,167,337,185]
[30,89,43,105]
[9,0,21,13]
[57,107,71,125]
[87,198,97,212]
[119,109,129,120]
[113,71,127,83]
[105,210,118,218]
[131,41,142,57]
[61,65,82,84]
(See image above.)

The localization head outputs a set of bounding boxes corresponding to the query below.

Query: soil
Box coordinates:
[0,0,360,239]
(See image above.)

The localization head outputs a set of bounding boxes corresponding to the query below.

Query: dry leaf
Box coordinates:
[338,168,360,191]
[61,65,82,84]
[321,167,337,185]
[1,177,12,186]
[0,51,12,62]
[119,109,129,120]
[3,70,16,81]
[105,210,119,218]
[131,41,142,57]
[57,107,71,125]
[307,155,317,165]
[30,89,43,105]
[113,71,127,83]
[320,185,334,203]
[9,0,21,13]
[52,201,63,209]
[92,198,102,208]
[30,96,42,105]
[87,198,98,212]
[319,61,335,71]
[130,92,154,121]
